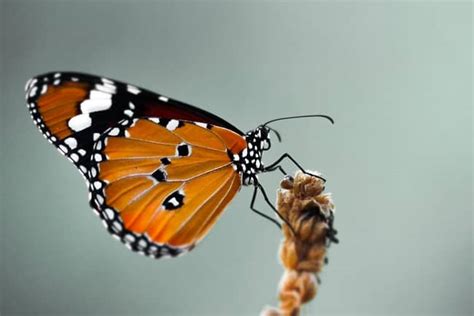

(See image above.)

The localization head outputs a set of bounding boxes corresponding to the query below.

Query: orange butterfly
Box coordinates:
[26,72,333,258]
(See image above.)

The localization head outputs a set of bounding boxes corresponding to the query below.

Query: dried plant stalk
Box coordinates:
[261,171,338,316]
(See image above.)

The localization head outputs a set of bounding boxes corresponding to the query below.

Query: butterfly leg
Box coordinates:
[255,183,296,236]
[274,165,288,176]
[250,185,282,229]
[264,153,326,182]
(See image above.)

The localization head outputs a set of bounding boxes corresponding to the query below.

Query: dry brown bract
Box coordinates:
[261,171,337,316]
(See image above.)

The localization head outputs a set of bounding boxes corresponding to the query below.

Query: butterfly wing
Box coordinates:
[25,72,243,178]
[88,118,246,257]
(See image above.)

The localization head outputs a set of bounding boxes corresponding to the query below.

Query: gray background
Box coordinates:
[1,1,472,315]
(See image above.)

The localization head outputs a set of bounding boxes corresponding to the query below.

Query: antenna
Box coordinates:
[266,126,282,142]
[263,114,334,127]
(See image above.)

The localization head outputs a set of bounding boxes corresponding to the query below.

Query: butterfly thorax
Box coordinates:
[231,126,270,185]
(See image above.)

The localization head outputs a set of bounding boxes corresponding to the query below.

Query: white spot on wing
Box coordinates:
[105,208,115,220]
[90,167,97,177]
[29,86,38,97]
[166,120,179,131]
[124,234,135,243]
[70,153,79,162]
[59,144,68,153]
[95,83,116,94]
[95,141,103,150]
[127,85,141,94]
[196,122,208,128]
[108,127,120,136]
[68,114,92,132]
[159,96,169,102]
[169,197,179,207]
[102,78,114,84]
[25,78,32,91]
[90,90,112,99]
[96,195,104,205]
[30,78,38,89]
[149,118,160,124]
[64,137,78,149]
[112,221,122,232]
[80,99,112,113]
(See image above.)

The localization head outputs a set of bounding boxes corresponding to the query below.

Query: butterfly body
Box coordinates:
[26,72,277,258]
[233,127,269,185]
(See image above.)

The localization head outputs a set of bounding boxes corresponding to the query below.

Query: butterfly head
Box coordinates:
[254,125,273,150]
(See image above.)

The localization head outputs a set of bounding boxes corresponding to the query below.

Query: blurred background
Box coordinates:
[1,1,472,315]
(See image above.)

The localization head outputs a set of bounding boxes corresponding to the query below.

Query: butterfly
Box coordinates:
[25,72,333,259]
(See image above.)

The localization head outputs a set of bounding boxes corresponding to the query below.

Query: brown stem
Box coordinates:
[261,171,336,316]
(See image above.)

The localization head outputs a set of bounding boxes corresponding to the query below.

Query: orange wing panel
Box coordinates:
[173,123,226,151]
[105,176,154,211]
[195,173,241,242]
[36,82,88,139]
[146,166,235,243]
[210,125,247,155]
[168,172,240,246]
[99,158,164,183]
[127,119,182,144]
[104,137,176,159]
[121,182,182,232]
[163,157,230,181]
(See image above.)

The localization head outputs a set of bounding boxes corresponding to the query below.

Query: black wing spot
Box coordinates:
[157,118,170,128]
[163,190,185,210]
[226,149,234,161]
[176,143,190,157]
[151,168,167,182]
[160,157,171,165]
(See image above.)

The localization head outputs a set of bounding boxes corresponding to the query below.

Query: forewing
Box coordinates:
[25,72,243,178]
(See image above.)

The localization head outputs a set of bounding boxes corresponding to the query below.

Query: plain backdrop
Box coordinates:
[1,1,472,315]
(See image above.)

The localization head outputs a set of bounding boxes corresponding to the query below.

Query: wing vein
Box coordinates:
[125,136,227,153]
[167,169,236,243]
